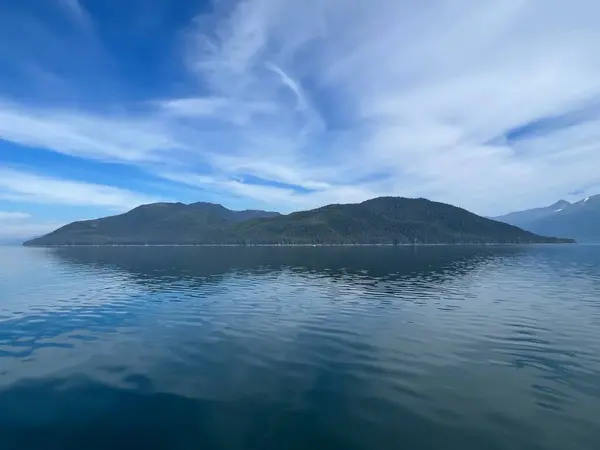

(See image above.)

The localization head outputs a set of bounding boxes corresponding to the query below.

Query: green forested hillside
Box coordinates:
[23,197,574,246]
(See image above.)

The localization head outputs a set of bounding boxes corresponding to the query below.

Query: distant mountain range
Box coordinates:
[23,197,574,246]
[493,194,600,242]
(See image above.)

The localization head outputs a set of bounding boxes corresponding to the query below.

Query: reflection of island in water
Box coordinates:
[47,245,528,286]
[1,246,526,450]
[3,245,600,450]
[5,245,522,355]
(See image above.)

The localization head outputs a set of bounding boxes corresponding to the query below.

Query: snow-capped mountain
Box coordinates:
[493,195,600,242]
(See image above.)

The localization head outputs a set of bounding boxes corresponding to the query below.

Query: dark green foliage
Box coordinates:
[23,197,574,246]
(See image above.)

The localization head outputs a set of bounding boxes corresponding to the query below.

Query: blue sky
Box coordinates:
[1,0,600,241]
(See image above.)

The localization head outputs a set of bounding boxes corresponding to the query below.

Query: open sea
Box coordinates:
[1,245,599,450]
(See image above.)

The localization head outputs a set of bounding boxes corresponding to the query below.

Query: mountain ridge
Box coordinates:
[23,197,575,246]
[493,194,600,242]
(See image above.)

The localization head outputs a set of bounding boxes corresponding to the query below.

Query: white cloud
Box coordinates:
[158,96,276,125]
[176,0,600,215]
[0,168,164,209]
[160,170,385,212]
[2,0,600,216]
[0,211,31,220]
[161,171,298,208]
[0,102,182,164]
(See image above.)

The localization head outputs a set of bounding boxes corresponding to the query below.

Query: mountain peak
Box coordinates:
[188,201,227,209]
[496,194,600,242]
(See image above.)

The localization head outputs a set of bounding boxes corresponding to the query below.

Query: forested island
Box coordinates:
[23,197,575,246]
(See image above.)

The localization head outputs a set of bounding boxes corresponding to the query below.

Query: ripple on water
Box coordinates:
[1,246,600,449]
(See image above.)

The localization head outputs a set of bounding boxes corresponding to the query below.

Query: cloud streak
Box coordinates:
[170,0,600,214]
[0,102,181,164]
[0,168,165,209]
[0,211,31,220]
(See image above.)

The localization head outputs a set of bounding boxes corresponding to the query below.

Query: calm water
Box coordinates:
[1,245,600,450]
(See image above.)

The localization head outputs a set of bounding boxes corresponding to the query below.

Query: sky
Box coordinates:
[1,0,600,242]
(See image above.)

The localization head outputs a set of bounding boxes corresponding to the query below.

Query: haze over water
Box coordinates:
[1,245,600,450]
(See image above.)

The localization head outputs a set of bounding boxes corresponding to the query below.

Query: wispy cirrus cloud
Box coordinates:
[0,211,31,221]
[1,0,600,218]
[158,96,277,126]
[157,0,600,214]
[0,102,182,163]
[0,168,164,209]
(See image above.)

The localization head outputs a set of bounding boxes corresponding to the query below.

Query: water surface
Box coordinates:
[1,245,600,449]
